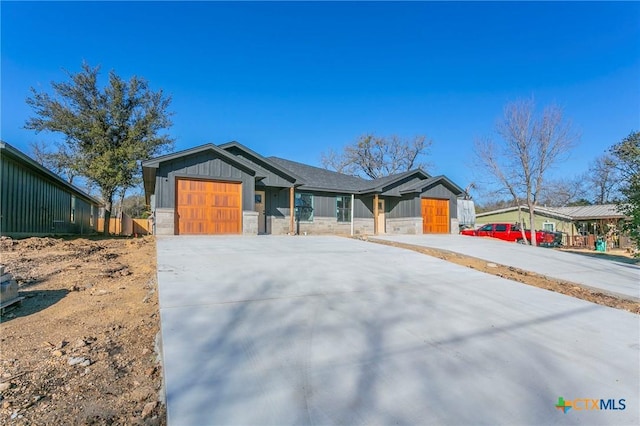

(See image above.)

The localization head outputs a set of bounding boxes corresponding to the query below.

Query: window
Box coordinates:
[543,222,555,232]
[495,224,507,232]
[479,224,493,231]
[90,205,94,227]
[295,193,314,222]
[336,195,351,222]
[70,196,76,223]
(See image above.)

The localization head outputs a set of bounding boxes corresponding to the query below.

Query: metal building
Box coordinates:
[0,141,101,237]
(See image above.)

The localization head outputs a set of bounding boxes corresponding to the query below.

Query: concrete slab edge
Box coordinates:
[365,237,640,306]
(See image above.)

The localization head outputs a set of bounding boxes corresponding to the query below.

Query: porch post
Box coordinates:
[289,187,295,234]
[373,193,379,235]
[350,194,355,236]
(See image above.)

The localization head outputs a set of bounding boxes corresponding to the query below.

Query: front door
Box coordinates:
[255,190,266,234]
[377,199,386,233]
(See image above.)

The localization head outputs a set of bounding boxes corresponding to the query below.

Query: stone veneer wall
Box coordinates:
[269,216,292,235]
[270,216,422,235]
[287,217,376,235]
[385,217,423,235]
[242,211,258,235]
[154,208,175,235]
[450,218,459,234]
[295,217,352,235]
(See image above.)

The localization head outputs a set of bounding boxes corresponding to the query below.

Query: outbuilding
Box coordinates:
[1,141,101,237]
[142,142,466,236]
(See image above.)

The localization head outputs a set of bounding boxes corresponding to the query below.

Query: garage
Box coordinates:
[176,179,242,235]
[421,198,449,233]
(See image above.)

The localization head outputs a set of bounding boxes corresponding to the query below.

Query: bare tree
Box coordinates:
[587,154,620,204]
[30,140,80,183]
[474,99,579,245]
[474,197,518,213]
[321,134,431,178]
[538,174,589,207]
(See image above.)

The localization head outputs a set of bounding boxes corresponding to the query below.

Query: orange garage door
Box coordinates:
[176,179,242,235]
[421,198,449,234]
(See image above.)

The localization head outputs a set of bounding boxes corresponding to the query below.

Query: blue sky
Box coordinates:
[2,1,639,199]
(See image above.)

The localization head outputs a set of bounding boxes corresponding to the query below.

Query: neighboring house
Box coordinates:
[475,204,628,247]
[141,142,466,236]
[0,141,101,237]
[475,206,576,235]
[550,205,626,236]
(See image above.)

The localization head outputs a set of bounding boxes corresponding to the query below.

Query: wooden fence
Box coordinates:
[97,213,151,236]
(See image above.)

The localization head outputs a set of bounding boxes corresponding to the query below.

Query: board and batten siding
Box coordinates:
[224,148,295,188]
[387,195,420,219]
[265,187,291,218]
[354,196,373,219]
[154,152,255,211]
[292,191,373,220]
[1,153,95,236]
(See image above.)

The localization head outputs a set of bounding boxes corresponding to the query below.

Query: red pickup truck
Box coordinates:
[461,223,555,245]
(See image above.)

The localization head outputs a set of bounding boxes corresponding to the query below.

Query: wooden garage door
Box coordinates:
[421,198,449,234]
[176,179,242,235]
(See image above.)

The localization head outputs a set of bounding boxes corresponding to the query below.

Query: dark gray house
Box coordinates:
[142,142,465,236]
[1,141,102,237]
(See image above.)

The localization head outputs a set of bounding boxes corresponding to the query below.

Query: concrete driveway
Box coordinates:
[156,236,639,426]
[376,234,640,301]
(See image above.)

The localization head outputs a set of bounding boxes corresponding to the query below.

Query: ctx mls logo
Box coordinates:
[555,396,626,413]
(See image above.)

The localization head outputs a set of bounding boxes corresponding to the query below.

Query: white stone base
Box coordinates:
[450,218,459,234]
[154,208,175,235]
[269,216,292,235]
[386,217,423,235]
[243,211,258,235]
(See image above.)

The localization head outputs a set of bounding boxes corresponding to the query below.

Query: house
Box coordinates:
[475,206,576,235]
[141,142,466,236]
[0,141,101,237]
[475,204,628,247]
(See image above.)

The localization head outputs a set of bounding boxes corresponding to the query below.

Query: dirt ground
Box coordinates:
[366,237,640,315]
[0,236,165,425]
[0,235,637,426]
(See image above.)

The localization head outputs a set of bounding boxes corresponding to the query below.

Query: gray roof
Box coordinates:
[476,204,625,220]
[269,157,370,192]
[268,157,447,195]
[476,205,574,220]
[549,205,625,219]
[141,143,259,176]
[268,157,464,196]
[400,174,465,195]
[141,142,467,198]
[219,142,305,184]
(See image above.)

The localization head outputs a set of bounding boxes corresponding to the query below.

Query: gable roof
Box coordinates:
[219,141,305,184]
[364,169,431,194]
[269,157,370,192]
[1,141,102,206]
[475,204,626,221]
[141,141,467,199]
[141,143,261,204]
[399,174,465,196]
[141,143,258,175]
[267,158,457,196]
